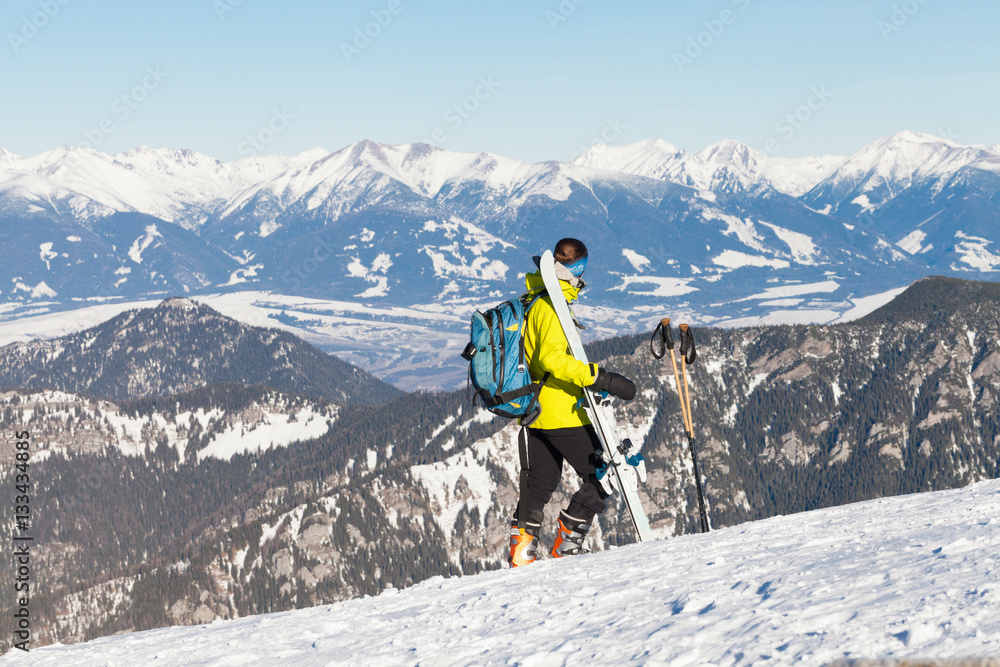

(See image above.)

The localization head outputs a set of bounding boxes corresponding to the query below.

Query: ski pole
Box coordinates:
[657,318,693,434]
[677,324,709,533]
[652,319,707,532]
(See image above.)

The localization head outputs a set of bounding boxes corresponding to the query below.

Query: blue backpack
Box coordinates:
[461,291,548,426]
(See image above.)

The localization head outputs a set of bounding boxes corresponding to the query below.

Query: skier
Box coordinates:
[509,238,637,567]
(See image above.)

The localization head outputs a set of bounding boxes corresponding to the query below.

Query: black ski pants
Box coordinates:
[516,425,609,527]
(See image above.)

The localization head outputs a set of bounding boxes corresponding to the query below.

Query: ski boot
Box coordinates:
[550,510,590,559]
[509,520,540,567]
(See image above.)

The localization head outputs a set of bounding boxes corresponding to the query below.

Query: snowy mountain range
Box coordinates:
[2,131,998,389]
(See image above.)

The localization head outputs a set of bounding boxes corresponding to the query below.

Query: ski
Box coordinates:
[538,250,654,542]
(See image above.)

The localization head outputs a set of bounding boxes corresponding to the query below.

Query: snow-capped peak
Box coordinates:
[157,296,201,311]
[570,138,840,197]
[293,147,330,162]
[695,138,764,166]
[888,128,961,147]
[0,147,19,165]
[571,137,685,177]
[804,130,992,212]
[842,130,972,181]
[663,138,776,196]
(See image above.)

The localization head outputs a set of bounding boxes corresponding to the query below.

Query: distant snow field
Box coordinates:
[11,480,1000,665]
[0,284,910,391]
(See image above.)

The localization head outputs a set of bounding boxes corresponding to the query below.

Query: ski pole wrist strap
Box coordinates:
[678,324,697,365]
[650,318,673,359]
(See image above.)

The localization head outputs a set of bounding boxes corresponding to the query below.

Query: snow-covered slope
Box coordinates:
[12,479,1000,665]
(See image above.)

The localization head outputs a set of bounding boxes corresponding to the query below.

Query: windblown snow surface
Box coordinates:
[10,480,1000,666]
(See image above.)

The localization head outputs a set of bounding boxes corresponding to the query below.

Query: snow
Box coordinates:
[3,391,334,463]
[897,229,928,255]
[411,430,516,541]
[571,138,842,196]
[765,155,846,196]
[739,280,840,301]
[196,407,334,461]
[346,252,393,297]
[703,210,766,252]
[0,134,993,239]
[222,263,263,287]
[16,479,1000,665]
[422,246,508,281]
[0,300,163,347]
[951,232,1000,272]
[812,131,995,213]
[612,276,698,297]
[128,224,162,264]
[836,286,910,323]
[572,138,684,179]
[425,415,457,446]
[12,280,58,299]
[717,309,842,328]
[852,194,876,212]
[621,248,651,272]
[759,222,818,265]
[39,242,58,270]
[711,250,790,270]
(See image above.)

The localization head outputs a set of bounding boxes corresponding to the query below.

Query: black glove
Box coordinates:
[591,368,636,401]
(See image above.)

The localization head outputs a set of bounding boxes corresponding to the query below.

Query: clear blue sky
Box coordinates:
[2,0,997,162]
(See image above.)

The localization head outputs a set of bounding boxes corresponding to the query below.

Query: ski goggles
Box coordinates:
[563,254,588,278]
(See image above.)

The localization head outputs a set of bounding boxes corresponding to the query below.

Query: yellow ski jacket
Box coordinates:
[522,271,598,430]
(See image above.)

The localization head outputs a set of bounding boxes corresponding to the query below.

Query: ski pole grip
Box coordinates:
[650,318,674,359]
[678,323,697,365]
